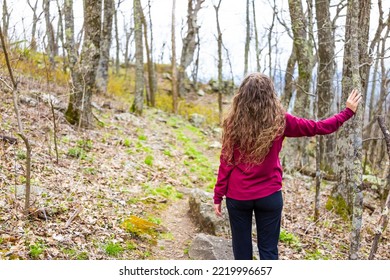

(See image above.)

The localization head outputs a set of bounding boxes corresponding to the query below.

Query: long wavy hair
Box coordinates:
[222,73,286,165]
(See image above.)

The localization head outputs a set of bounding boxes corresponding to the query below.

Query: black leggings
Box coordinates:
[226,191,283,260]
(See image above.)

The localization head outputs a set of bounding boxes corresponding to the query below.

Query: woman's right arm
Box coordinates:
[284,89,361,137]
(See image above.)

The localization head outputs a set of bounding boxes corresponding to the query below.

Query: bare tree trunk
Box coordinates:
[338,0,367,260]
[27,0,40,51]
[65,0,102,127]
[123,26,133,76]
[171,0,178,114]
[132,0,144,115]
[281,42,296,110]
[315,0,336,170]
[244,0,250,76]
[179,0,204,96]
[114,0,121,74]
[141,4,156,107]
[0,25,32,215]
[191,31,201,90]
[2,0,9,41]
[252,0,260,72]
[267,0,276,79]
[288,0,312,118]
[56,0,67,72]
[214,0,223,125]
[96,0,115,95]
[43,0,57,67]
[288,0,313,168]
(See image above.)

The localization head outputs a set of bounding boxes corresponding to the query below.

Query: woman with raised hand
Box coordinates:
[213,72,362,260]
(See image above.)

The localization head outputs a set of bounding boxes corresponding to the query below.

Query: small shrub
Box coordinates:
[29,241,45,259]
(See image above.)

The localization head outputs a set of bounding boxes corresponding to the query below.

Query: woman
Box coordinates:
[213,72,362,260]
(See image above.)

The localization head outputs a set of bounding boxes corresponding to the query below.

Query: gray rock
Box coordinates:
[189,233,233,260]
[197,89,205,96]
[20,95,38,107]
[189,113,205,127]
[189,233,260,260]
[162,72,172,80]
[209,141,222,149]
[188,188,230,236]
[15,185,47,198]
[114,113,143,127]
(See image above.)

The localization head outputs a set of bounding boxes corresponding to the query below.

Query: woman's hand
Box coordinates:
[346,89,362,113]
[214,203,222,217]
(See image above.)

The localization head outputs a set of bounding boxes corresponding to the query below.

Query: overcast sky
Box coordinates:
[6,0,390,85]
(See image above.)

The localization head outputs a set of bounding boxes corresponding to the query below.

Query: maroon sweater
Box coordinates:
[213,107,355,204]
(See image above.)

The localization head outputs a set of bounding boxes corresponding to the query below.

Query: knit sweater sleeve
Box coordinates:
[213,154,234,204]
[284,107,355,137]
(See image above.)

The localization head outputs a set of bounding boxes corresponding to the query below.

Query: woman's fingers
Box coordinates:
[346,88,362,113]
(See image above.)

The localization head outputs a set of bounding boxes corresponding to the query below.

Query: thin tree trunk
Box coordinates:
[27,0,39,51]
[252,0,260,72]
[141,5,156,107]
[0,24,32,215]
[179,0,204,96]
[368,116,390,259]
[171,0,178,114]
[96,0,115,95]
[214,0,223,125]
[244,0,250,76]
[2,0,9,41]
[114,0,121,74]
[43,0,57,67]
[281,42,296,110]
[267,0,276,79]
[132,0,144,115]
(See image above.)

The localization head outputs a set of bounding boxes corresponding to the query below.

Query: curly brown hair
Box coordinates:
[221,73,286,165]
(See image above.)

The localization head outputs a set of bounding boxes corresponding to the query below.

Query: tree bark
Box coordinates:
[338,0,367,260]
[214,0,223,125]
[171,0,178,114]
[43,0,57,67]
[65,0,102,127]
[96,0,115,95]
[315,0,336,168]
[131,0,144,115]
[244,0,250,76]
[281,42,296,110]
[179,0,204,96]
[368,116,390,259]
[141,4,156,107]
[252,0,260,73]
[2,0,9,41]
[27,0,40,51]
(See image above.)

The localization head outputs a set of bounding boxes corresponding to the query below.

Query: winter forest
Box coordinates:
[0,0,389,261]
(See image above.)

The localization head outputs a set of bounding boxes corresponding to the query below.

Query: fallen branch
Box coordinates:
[0,135,17,144]
[64,205,83,228]
[293,167,337,181]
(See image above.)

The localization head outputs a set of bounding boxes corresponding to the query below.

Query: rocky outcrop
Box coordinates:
[188,188,230,236]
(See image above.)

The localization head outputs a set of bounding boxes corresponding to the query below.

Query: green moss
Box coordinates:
[144,155,154,166]
[325,194,350,221]
[104,241,123,256]
[304,249,330,260]
[121,215,161,241]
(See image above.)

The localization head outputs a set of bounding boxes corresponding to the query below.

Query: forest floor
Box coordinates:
[0,77,389,260]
